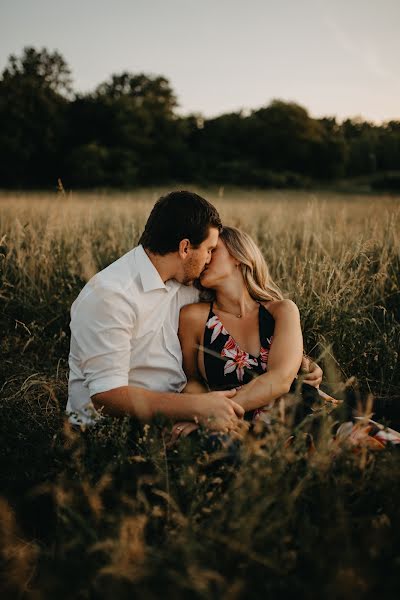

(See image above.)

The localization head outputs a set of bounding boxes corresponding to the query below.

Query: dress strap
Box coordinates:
[206,300,214,320]
[259,302,275,345]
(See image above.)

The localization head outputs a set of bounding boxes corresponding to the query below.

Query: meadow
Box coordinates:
[1,187,400,599]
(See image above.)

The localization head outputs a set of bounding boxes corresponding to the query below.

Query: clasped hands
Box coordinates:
[167,355,323,445]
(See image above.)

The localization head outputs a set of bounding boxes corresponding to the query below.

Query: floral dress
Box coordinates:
[202,301,319,424]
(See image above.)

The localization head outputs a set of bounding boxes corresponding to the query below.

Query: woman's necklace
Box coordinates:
[214,300,259,319]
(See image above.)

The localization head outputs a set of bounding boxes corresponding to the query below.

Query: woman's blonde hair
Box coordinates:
[196,226,285,302]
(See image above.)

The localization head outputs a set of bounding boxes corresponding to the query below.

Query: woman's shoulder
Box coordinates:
[260,298,299,318]
[179,301,211,326]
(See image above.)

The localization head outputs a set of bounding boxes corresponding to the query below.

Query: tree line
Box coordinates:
[1,46,399,190]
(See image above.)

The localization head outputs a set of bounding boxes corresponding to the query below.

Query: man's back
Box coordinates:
[67,244,200,426]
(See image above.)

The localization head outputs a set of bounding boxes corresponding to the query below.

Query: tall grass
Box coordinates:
[1,188,400,598]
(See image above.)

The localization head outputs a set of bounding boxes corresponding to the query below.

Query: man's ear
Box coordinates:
[178,239,191,260]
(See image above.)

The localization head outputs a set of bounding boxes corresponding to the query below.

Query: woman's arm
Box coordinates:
[168,304,209,441]
[182,378,209,394]
[178,303,209,394]
[235,299,303,412]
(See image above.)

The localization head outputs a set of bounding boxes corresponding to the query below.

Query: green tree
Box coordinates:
[2,46,72,96]
[95,72,177,118]
[68,72,183,184]
[0,47,71,186]
[247,100,325,175]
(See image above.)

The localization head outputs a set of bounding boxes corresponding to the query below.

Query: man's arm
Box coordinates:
[74,288,243,430]
[71,285,137,398]
[178,302,209,392]
[91,385,243,430]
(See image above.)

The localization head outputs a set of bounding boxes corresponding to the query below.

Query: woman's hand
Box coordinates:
[166,421,200,447]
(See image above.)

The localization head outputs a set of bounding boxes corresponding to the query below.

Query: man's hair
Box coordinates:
[138,190,222,255]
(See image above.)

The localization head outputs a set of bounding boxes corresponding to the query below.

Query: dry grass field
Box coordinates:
[1,187,400,598]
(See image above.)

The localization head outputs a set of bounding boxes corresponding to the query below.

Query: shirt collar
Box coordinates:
[135,244,176,293]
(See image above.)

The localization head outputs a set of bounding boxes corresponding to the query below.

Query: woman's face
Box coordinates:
[199,237,238,288]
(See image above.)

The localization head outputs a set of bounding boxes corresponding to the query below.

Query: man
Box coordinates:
[66,190,322,431]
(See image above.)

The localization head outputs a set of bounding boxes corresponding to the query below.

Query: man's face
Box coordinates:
[180,227,219,285]
[199,237,236,288]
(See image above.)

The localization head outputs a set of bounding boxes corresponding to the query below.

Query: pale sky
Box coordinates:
[0,0,399,124]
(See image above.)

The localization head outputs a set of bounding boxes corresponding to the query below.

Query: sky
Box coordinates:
[0,0,399,124]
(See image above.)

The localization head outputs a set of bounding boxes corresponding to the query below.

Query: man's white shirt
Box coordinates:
[66,244,200,426]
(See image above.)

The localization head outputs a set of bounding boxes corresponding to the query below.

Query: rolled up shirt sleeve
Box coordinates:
[70,285,137,397]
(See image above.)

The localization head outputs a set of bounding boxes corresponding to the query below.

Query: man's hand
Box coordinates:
[167,388,248,446]
[194,388,244,432]
[300,355,323,388]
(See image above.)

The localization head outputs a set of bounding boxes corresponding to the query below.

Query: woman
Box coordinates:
[171,226,328,441]
[171,226,400,450]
